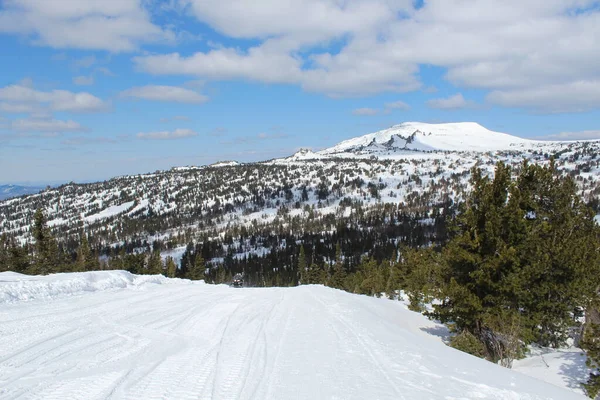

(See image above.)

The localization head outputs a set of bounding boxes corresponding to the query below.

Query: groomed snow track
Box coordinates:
[0,271,586,399]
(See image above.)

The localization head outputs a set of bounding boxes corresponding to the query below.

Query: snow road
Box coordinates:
[0,272,586,399]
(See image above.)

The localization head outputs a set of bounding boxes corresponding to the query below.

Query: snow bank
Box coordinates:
[0,270,191,304]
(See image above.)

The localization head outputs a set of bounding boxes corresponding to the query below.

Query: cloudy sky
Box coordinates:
[0,0,599,184]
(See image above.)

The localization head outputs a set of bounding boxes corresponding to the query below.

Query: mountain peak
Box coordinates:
[321,121,531,155]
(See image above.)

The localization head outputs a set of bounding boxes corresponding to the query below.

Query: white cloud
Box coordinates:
[180,0,407,43]
[121,85,208,103]
[352,108,379,116]
[486,81,600,113]
[137,128,198,140]
[0,0,174,52]
[11,118,87,132]
[385,101,411,110]
[134,44,303,85]
[131,0,600,111]
[0,102,38,113]
[73,76,95,86]
[427,93,472,110]
[0,84,107,113]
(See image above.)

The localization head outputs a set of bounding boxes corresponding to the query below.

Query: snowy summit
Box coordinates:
[321,122,535,154]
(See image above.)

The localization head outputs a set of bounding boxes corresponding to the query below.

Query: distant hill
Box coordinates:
[0,184,44,201]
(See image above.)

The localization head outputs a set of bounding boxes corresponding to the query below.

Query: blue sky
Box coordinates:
[0,0,599,184]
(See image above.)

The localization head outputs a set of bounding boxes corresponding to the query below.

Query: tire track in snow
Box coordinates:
[308,289,410,400]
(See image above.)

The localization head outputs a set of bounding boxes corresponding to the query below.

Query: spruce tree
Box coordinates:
[430,161,600,363]
[581,322,600,398]
[147,250,163,275]
[165,256,177,278]
[187,253,205,280]
[297,245,307,284]
[328,243,347,289]
[0,234,8,272]
[31,208,61,275]
[75,233,93,272]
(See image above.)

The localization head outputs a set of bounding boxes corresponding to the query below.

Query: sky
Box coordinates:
[0,0,599,185]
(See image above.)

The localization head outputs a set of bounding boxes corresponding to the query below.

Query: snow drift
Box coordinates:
[0,270,192,304]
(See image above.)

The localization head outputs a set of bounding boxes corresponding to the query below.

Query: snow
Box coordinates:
[513,347,589,396]
[0,271,587,399]
[321,121,536,154]
[83,201,135,223]
[0,271,185,303]
[210,161,241,167]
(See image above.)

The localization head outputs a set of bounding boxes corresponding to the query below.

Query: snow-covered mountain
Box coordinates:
[1,122,599,247]
[320,122,534,155]
[0,270,588,399]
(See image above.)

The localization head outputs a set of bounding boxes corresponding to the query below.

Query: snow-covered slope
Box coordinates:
[0,271,586,399]
[321,122,535,154]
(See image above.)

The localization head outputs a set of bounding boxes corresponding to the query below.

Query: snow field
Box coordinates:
[0,271,588,400]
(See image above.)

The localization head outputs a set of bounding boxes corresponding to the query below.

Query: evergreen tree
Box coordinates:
[297,245,307,284]
[430,161,600,363]
[582,322,600,398]
[0,234,8,272]
[147,250,163,275]
[31,208,61,275]
[75,233,95,272]
[165,256,177,278]
[8,242,30,273]
[328,243,346,289]
[187,252,205,280]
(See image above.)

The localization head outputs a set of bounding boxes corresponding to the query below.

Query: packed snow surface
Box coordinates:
[0,271,586,400]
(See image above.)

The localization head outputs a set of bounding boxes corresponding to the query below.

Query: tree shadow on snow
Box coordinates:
[420,325,451,343]
[555,351,589,391]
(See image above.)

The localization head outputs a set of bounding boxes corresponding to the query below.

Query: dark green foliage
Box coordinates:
[449,331,486,358]
[75,233,98,272]
[31,208,63,275]
[327,243,347,289]
[165,256,177,278]
[187,253,205,281]
[430,161,600,364]
[147,250,163,275]
[297,245,307,284]
[0,234,8,272]
[582,322,600,398]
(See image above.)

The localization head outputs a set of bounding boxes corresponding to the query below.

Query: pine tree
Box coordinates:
[8,242,30,273]
[297,245,307,284]
[581,322,600,398]
[328,243,346,289]
[147,250,163,275]
[0,234,8,272]
[75,233,93,272]
[430,161,600,363]
[165,256,177,278]
[187,252,205,280]
[31,208,61,275]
